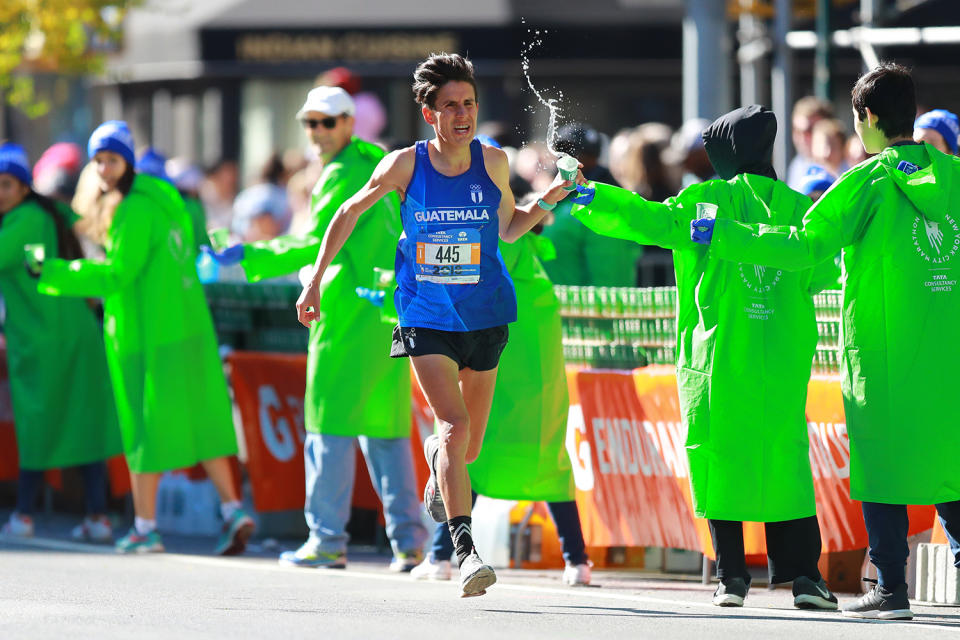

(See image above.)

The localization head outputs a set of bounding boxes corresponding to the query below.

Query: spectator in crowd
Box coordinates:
[166,156,211,249]
[845,133,870,167]
[206,86,426,571]
[514,141,557,193]
[615,123,676,202]
[231,152,291,242]
[810,118,848,178]
[798,167,835,203]
[137,148,210,251]
[787,96,835,189]
[0,142,121,542]
[201,158,238,231]
[37,121,254,555]
[913,108,960,155]
[539,123,642,286]
[32,142,83,204]
[664,118,714,188]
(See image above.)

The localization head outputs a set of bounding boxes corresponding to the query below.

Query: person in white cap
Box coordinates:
[205,85,427,571]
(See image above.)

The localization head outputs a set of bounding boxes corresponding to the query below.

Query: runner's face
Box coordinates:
[424,81,477,146]
[0,174,29,214]
[94,151,128,191]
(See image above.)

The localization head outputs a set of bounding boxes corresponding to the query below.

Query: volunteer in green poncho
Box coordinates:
[0,143,121,542]
[572,105,840,609]
[206,87,426,570]
[136,147,210,250]
[693,64,960,621]
[36,121,253,556]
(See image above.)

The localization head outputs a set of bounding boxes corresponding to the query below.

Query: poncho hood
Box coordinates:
[703,105,778,181]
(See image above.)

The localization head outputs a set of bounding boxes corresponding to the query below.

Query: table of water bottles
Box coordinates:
[554,285,843,373]
[202,283,843,373]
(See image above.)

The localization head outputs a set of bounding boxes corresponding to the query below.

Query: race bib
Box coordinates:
[415,228,481,284]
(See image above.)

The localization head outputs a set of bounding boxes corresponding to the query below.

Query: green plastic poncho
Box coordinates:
[183,195,211,250]
[467,233,575,501]
[709,143,960,505]
[572,177,839,521]
[241,137,410,438]
[0,200,120,469]
[541,201,642,286]
[38,175,237,473]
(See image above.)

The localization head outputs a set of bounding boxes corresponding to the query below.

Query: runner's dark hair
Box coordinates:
[412,53,477,109]
[851,62,916,139]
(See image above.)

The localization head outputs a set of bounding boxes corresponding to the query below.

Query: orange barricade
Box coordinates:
[568,366,937,556]
[228,351,429,514]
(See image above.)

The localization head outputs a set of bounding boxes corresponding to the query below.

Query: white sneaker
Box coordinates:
[0,513,34,538]
[562,560,592,586]
[70,516,113,543]
[459,551,496,597]
[410,553,452,581]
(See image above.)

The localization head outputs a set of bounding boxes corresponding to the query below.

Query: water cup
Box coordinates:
[24,244,45,273]
[694,202,718,234]
[556,154,579,190]
[209,227,230,252]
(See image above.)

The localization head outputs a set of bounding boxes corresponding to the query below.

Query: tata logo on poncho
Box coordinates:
[913,213,960,264]
[469,184,483,204]
[738,262,783,294]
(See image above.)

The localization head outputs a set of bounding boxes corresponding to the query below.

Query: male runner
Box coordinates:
[296,53,581,597]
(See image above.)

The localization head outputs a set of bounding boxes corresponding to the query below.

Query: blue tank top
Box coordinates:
[395,139,517,331]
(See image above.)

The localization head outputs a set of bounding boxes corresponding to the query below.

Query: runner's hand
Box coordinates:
[296,278,321,327]
[542,162,586,206]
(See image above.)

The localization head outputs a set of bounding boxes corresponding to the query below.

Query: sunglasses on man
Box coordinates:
[301,114,345,130]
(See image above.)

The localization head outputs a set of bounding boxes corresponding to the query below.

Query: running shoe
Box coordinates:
[562,560,593,586]
[712,576,750,607]
[842,579,913,620]
[70,515,113,543]
[115,528,164,554]
[792,575,839,610]
[422,434,447,523]
[0,513,34,538]
[279,540,347,569]
[410,553,453,581]
[214,508,255,556]
[459,550,496,598]
[389,550,424,572]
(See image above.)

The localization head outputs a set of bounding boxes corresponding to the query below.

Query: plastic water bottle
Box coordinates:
[196,251,220,284]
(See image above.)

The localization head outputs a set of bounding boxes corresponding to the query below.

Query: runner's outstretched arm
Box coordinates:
[296,148,414,326]
[483,146,584,243]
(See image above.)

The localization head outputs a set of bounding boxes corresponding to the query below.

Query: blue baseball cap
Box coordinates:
[88,120,135,166]
[0,143,32,186]
[914,109,959,155]
[136,147,171,183]
[799,166,835,197]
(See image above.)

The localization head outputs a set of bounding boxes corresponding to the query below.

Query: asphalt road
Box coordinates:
[1,533,958,640]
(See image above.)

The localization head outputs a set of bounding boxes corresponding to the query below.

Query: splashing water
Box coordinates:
[521,25,565,158]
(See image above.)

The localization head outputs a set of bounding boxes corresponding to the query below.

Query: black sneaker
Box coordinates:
[713,576,751,607]
[422,434,447,522]
[792,576,839,610]
[842,579,913,620]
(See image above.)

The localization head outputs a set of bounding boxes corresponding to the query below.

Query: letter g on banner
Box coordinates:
[258,385,302,462]
[565,405,595,491]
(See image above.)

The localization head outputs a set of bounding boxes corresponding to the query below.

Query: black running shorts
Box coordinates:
[390,325,509,372]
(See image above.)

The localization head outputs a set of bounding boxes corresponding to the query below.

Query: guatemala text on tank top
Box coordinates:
[395,139,517,332]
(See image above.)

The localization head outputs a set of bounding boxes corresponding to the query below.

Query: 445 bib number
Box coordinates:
[415,229,481,284]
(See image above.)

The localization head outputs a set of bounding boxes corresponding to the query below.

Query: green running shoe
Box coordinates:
[279,541,347,568]
[215,509,255,556]
[115,528,164,554]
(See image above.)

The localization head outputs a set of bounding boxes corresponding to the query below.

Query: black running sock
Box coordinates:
[448,516,474,566]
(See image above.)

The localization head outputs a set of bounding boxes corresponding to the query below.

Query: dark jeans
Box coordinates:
[431,492,589,566]
[16,462,108,516]
[709,515,823,584]
[862,500,960,588]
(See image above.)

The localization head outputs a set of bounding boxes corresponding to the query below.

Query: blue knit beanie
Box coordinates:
[0,143,32,186]
[88,120,136,166]
[136,147,171,182]
[914,109,960,155]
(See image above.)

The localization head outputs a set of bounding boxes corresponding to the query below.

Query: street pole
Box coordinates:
[815,0,832,101]
[771,0,793,178]
[683,0,732,121]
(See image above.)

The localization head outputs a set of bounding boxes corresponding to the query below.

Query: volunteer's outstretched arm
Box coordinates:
[296,148,413,327]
